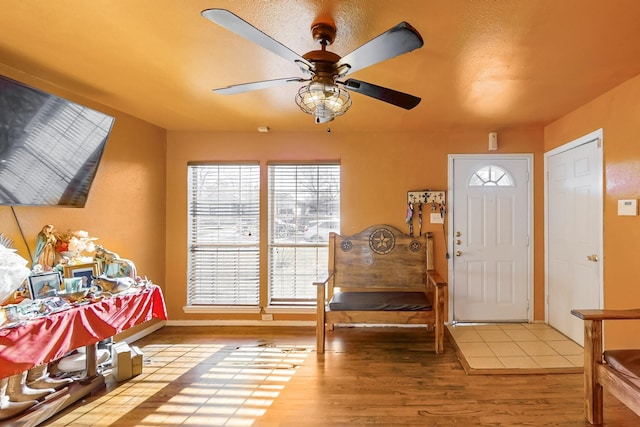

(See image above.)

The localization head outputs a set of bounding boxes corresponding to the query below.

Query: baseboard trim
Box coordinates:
[117,320,166,344]
[165,320,315,327]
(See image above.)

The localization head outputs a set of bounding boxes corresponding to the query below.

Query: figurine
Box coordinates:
[33,225,59,270]
[94,245,137,278]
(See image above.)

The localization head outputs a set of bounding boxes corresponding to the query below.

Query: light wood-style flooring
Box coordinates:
[43,326,638,426]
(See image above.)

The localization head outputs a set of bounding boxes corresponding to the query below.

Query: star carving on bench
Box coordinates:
[340,239,353,252]
[369,228,396,254]
[409,240,422,253]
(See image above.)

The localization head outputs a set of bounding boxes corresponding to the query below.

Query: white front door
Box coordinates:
[545,130,603,345]
[449,155,532,322]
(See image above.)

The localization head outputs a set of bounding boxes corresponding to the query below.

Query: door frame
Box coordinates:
[447,154,534,323]
[544,128,604,326]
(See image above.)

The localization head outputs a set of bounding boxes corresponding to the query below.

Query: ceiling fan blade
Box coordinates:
[336,22,423,76]
[341,79,421,110]
[213,77,308,95]
[202,9,312,70]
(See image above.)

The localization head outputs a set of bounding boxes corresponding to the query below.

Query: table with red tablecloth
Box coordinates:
[0,285,167,379]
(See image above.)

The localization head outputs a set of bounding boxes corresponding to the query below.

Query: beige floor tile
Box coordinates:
[503,329,539,342]
[564,354,584,367]
[451,322,585,372]
[465,356,505,369]
[498,356,539,369]
[472,324,501,330]
[477,329,511,342]
[547,339,583,356]
[531,328,569,341]
[487,341,527,357]
[517,341,559,356]
[531,355,575,368]
[522,323,552,330]
[449,328,484,343]
[497,323,527,330]
[457,341,494,357]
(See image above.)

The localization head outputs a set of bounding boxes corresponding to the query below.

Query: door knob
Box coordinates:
[586,254,599,262]
[455,231,461,237]
[456,251,462,257]
[456,240,462,245]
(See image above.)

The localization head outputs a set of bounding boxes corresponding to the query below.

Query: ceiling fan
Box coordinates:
[201,8,424,124]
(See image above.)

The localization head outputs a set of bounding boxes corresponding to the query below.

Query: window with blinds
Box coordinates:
[187,163,260,306]
[268,163,340,306]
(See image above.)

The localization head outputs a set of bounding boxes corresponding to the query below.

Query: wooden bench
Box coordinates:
[571,308,640,424]
[314,224,447,354]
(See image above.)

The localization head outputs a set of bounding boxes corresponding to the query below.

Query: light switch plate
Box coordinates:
[430,212,444,224]
[618,199,638,216]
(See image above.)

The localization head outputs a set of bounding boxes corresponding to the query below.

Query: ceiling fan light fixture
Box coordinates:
[203,10,424,122]
[295,82,351,123]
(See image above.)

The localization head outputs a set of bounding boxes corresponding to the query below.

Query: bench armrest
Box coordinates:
[312,273,334,288]
[313,272,335,305]
[314,272,334,354]
[426,270,447,354]
[427,270,447,289]
[313,272,334,294]
[571,309,640,321]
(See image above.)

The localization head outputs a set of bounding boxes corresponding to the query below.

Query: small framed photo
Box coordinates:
[63,277,83,293]
[63,262,99,288]
[28,272,63,299]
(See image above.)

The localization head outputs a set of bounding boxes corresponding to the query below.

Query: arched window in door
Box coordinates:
[469,165,514,187]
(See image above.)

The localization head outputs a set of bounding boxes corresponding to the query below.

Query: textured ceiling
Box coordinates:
[2,0,640,133]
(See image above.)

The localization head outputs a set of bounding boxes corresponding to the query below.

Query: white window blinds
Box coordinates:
[187,163,260,306]
[268,164,340,305]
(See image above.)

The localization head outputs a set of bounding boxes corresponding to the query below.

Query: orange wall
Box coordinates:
[165,127,545,321]
[545,74,640,349]
[0,67,552,328]
[3,58,637,348]
[0,65,167,288]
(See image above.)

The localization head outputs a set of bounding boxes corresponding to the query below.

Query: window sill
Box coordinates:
[264,306,316,315]
[183,306,261,314]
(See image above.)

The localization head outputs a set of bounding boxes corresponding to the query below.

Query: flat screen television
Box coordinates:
[0,74,115,207]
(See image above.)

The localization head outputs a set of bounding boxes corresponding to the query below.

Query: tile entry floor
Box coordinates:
[446,322,584,374]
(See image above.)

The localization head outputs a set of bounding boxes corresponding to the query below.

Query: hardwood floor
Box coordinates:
[43,326,638,426]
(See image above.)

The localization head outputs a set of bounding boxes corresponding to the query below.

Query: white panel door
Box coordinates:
[546,133,602,345]
[451,156,531,322]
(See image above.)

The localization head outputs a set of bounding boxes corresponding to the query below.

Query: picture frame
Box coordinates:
[63,277,83,293]
[28,272,63,299]
[63,262,99,288]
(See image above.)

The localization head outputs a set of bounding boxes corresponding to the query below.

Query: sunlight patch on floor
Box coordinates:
[46,343,312,426]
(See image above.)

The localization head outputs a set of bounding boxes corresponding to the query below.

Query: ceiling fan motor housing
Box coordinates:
[311,23,336,46]
[302,51,342,84]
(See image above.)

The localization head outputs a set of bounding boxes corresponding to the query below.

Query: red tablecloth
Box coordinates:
[0,285,167,378]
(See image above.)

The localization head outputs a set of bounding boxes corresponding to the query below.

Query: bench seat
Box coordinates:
[604,350,640,388]
[329,291,432,311]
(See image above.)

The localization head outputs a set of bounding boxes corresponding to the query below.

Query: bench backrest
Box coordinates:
[329,224,433,292]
